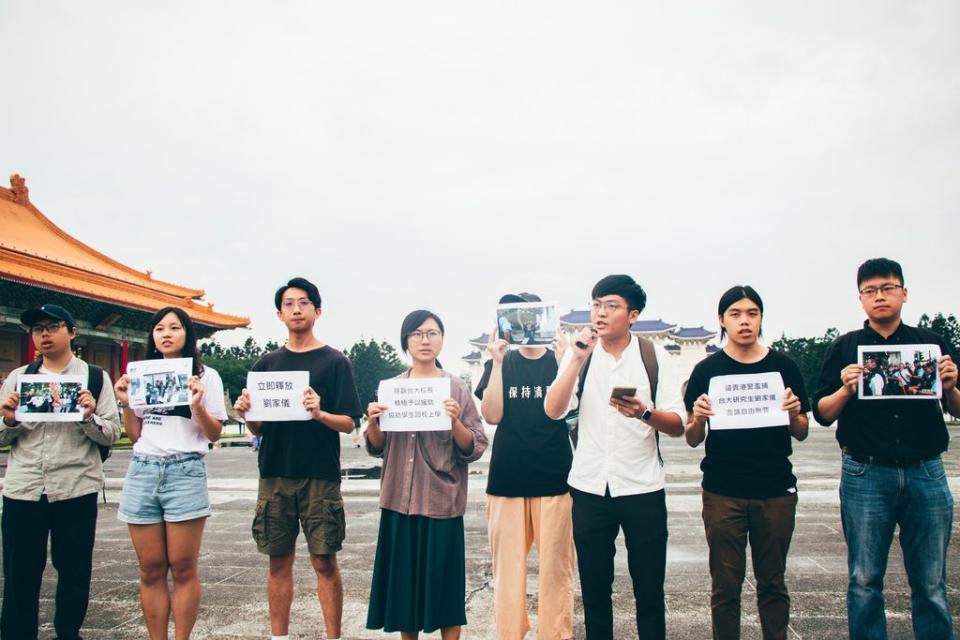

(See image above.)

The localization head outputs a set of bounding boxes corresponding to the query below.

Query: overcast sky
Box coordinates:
[2,1,957,371]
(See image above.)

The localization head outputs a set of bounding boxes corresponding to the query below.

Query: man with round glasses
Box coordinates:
[814,257,959,639]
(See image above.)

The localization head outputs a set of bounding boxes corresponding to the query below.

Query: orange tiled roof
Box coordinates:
[0,175,249,329]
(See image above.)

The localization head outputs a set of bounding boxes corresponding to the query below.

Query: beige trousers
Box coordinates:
[487,494,575,640]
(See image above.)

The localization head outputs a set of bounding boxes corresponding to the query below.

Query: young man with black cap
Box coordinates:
[813,258,959,640]
[545,275,685,640]
[0,303,121,640]
[475,292,575,640]
[234,277,362,640]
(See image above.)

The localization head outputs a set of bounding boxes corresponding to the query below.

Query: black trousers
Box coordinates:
[571,487,668,640]
[1,493,98,640]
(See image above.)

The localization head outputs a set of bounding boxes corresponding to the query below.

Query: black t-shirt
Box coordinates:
[684,349,810,499]
[475,350,572,497]
[812,321,953,459]
[252,346,362,481]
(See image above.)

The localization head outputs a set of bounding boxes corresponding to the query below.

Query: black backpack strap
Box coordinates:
[25,359,43,375]
[85,365,111,462]
[87,365,104,400]
[637,337,664,467]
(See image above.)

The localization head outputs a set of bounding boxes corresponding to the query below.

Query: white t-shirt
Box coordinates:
[552,336,686,497]
[132,366,227,456]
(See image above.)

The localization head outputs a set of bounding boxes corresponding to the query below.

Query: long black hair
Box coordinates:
[400,309,444,369]
[717,285,764,342]
[146,306,204,376]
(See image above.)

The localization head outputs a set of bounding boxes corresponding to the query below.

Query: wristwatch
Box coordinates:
[639,407,653,423]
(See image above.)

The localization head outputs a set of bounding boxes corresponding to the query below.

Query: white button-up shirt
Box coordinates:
[555,336,685,497]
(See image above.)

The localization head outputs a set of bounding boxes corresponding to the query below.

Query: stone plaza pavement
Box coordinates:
[1,425,958,639]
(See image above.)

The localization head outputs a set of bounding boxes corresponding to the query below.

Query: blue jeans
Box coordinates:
[840,451,954,640]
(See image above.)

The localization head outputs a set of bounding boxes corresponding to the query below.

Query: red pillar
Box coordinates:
[120,340,129,375]
[20,333,36,365]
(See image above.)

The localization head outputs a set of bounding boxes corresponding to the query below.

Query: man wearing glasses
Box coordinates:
[234,277,362,640]
[813,258,959,640]
[545,275,686,639]
[0,303,121,640]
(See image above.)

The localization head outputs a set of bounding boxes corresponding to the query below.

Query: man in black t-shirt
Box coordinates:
[235,277,362,640]
[813,258,960,640]
[475,293,575,640]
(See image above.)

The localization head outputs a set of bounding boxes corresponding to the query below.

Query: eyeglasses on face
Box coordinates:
[30,321,66,335]
[858,284,903,298]
[281,298,314,310]
[407,330,442,341]
[590,300,624,313]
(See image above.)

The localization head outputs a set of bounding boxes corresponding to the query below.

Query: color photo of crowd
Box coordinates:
[17,381,82,414]
[129,371,189,406]
[861,348,940,397]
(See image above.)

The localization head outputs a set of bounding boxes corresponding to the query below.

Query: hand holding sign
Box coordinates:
[79,389,96,421]
[939,355,958,392]
[234,389,251,418]
[188,376,205,410]
[2,391,19,426]
[304,387,322,421]
[692,393,713,425]
[781,388,802,419]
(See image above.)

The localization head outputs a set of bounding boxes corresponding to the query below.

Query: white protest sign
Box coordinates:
[377,377,451,432]
[707,372,788,430]
[127,357,193,409]
[245,371,311,422]
[16,374,85,422]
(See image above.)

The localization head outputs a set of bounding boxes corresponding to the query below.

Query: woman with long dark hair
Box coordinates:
[114,307,226,639]
[683,286,809,640]
[364,310,488,640]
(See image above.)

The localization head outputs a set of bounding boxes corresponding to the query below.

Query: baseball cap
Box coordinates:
[20,304,76,328]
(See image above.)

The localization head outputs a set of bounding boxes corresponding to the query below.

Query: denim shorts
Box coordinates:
[118,453,211,524]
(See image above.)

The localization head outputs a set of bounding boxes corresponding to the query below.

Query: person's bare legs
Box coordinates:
[268,553,295,636]
[400,633,419,640]
[310,553,343,638]
[166,518,206,640]
[440,625,461,639]
[128,523,170,640]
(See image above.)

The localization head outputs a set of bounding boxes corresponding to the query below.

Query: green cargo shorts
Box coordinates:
[251,477,346,556]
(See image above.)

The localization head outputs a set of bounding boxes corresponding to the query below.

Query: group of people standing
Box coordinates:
[0,257,956,640]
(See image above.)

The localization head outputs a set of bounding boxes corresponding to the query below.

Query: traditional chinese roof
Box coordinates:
[461,351,482,362]
[706,344,720,354]
[559,311,677,335]
[0,175,248,330]
[671,326,717,340]
[664,344,681,353]
[632,319,677,333]
[468,333,490,347]
[559,310,591,325]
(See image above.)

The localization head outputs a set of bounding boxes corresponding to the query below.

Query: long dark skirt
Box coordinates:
[366,509,467,633]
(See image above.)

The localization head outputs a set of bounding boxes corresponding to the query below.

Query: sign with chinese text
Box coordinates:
[377,377,451,432]
[707,372,788,430]
[245,371,311,422]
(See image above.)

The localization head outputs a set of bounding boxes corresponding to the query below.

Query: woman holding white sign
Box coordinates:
[683,286,809,640]
[114,307,226,640]
[364,310,487,640]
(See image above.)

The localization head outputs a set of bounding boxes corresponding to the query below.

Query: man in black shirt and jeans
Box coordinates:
[814,258,959,640]
[235,277,362,640]
[475,293,575,640]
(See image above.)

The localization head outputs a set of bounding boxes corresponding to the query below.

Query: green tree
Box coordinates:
[918,313,960,354]
[346,338,407,412]
[199,337,279,400]
[771,328,839,404]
